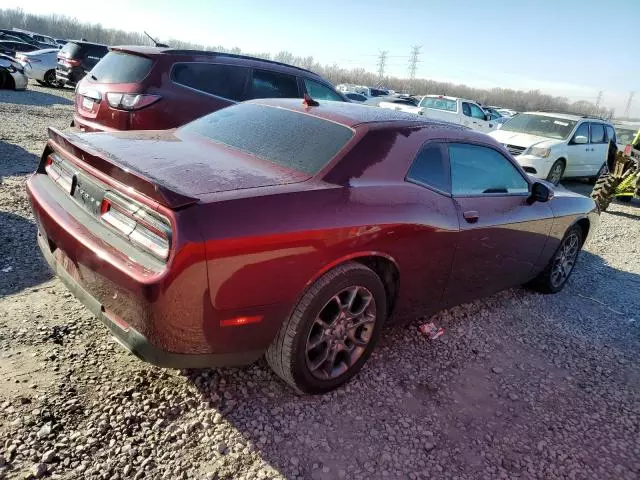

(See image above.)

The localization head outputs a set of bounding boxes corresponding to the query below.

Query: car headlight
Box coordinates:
[529,146,551,158]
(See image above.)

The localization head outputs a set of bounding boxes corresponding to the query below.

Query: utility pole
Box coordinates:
[595,90,603,112]
[377,50,388,83]
[624,92,635,118]
[408,45,421,80]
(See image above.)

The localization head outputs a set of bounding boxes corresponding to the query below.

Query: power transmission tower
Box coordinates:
[595,90,603,111]
[624,92,635,118]
[408,45,422,80]
[377,50,388,82]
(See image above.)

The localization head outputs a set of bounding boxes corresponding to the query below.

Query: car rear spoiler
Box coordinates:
[46,127,198,209]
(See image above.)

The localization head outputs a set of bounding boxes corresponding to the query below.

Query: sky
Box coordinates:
[4,0,639,116]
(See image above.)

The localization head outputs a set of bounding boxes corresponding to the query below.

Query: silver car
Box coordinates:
[16,48,62,87]
[0,53,27,90]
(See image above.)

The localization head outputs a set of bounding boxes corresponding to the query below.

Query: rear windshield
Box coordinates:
[420,97,457,112]
[180,103,354,175]
[59,42,82,57]
[90,51,153,83]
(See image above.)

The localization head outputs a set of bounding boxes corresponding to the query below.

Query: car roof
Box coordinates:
[246,98,465,129]
[110,45,320,77]
[526,112,611,123]
[66,40,109,47]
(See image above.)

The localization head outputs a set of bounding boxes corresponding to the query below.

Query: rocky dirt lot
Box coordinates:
[1,83,639,480]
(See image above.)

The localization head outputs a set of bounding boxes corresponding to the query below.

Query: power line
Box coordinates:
[624,92,635,118]
[408,45,422,80]
[377,50,388,81]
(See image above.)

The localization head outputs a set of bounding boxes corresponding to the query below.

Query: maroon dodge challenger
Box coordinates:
[27,99,599,393]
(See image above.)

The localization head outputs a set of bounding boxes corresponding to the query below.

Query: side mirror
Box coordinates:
[527,181,554,204]
[573,135,588,144]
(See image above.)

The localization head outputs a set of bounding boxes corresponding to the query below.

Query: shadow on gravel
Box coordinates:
[0,141,38,183]
[0,88,73,106]
[181,247,640,479]
[0,211,53,296]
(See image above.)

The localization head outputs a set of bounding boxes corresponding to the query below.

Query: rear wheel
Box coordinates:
[44,69,59,87]
[546,159,565,185]
[266,262,387,394]
[528,224,583,294]
[590,173,619,211]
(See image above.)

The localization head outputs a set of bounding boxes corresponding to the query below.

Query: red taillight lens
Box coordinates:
[99,193,171,260]
[624,144,632,156]
[105,93,162,111]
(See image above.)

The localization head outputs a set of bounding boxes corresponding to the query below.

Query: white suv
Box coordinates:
[488,113,615,184]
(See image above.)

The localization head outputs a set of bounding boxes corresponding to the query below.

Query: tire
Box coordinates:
[0,70,6,90]
[528,224,583,294]
[36,79,46,86]
[546,159,565,185]
[266,262,387,394]
[44,69,58,87]
[590,173,619,211]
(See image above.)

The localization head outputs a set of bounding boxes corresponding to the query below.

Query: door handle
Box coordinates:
[463,210,479,223]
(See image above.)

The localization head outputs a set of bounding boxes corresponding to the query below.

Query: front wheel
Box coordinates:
[44,69,59,87]
[546,159,565,185]
[528,225,583,294]
[266,262,387,394]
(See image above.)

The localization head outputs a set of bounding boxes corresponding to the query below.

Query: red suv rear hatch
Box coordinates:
[74,50,158,132]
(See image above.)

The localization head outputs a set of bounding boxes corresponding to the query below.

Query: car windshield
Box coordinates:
[419,97,457,112]
[180,103,354,175]
[615,128,638,146]
[500,113,577,140]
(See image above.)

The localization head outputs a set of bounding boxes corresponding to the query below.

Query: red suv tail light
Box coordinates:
[100,192,172,260]
[106,93,162,111]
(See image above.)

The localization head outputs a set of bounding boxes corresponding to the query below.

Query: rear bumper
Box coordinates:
[56,66,83,85]
[72,114,119,133]
[36,233,262,368]
[27,173,271,369]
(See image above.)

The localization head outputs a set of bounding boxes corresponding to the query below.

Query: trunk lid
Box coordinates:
[47,128,309,208]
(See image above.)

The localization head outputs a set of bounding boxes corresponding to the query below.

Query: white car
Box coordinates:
[15,48,62,87]
[0,53,27,90]
[417,95,497,132]
[489,112,614,184]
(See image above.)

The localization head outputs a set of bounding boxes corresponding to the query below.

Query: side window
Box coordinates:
[469,103,486,120]
[406,143,450,193]
[304,79,344,101]
[172,63,249,101]
[449,143,529,195]
[462,102,471,117]
[590,123,606,144]
[572,123,589,142]
[605,125,616,144]
[251,70,299,99]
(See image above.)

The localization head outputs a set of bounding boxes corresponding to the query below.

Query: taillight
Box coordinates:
[624,144,632,156]
[66,58,81,67]
[106,93,161,111]
[44,154,73,192]
[100,192,171,260]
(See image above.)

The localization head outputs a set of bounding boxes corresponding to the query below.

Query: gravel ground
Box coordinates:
[1,83,639,480]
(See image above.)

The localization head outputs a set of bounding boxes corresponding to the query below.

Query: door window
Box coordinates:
[251,70,299,99]
[605,125,616,144]
[303,79,344,101]
[172,63,249,101]
[589,123,606,144]
[406,143,450,193]
[449,143,529,195]
[468,103,486,120]
[572,123,589,142]
[462,102,471,117]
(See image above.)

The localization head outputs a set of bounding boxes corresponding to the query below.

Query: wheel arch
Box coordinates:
[573,217,590,245]
[304,252,400,318]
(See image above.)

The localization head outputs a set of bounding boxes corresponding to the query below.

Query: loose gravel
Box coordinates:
[1,83,639,480]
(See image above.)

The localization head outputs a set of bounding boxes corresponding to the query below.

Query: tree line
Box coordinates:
[1,7,615,118]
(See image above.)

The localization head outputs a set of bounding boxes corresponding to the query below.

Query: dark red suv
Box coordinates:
[72,46,347,132]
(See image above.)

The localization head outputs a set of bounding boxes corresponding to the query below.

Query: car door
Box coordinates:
[588,122,608,175]
[565,122,591,176]
[443,142,554,305]
[468,102,493,132]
